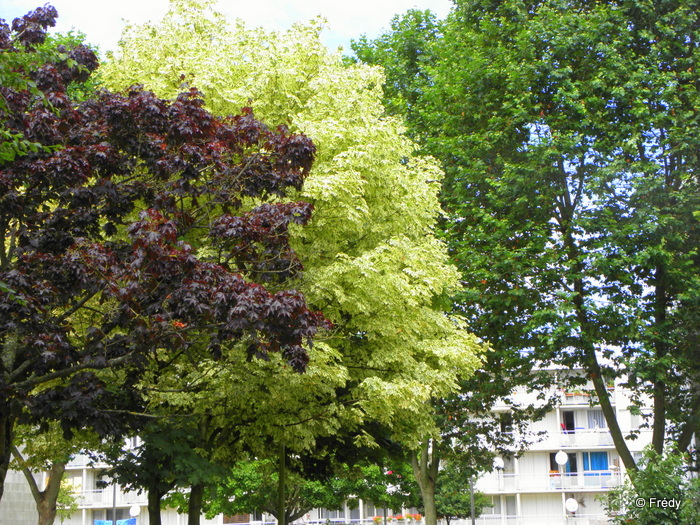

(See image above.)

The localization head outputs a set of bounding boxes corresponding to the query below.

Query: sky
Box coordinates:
[2,0,453,55]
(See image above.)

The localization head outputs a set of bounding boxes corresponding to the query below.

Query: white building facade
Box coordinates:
[475,376,652,525]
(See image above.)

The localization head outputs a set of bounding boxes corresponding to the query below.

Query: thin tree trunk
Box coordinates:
[0,412,15,502]
[148,486,163,525]
[35,462,65,525]
[187,482,205,525]
[12,447,65,525]
[278,443,286,525]
[563,220,638,474]
[585,350,637,473]
[677,392,700,452]
[411,439,439,525]
[652,265,668,454]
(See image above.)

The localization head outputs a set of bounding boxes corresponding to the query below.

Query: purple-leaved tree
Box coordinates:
[0,5,327,508]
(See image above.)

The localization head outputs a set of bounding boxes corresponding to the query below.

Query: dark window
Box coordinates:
[549,452,577,473]
[500,414,514,434]
[562,411,575,433]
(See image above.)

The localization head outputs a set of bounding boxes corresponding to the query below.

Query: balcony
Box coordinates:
[478,470,622,493]
[72,488,147,508]
[561,393,594,405]
[560,429,613,448]
[529,428,614,451]
[560,385,616,406]
[473,516,610,525]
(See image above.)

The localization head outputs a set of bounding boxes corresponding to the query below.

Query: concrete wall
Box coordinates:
[0,469,38,525]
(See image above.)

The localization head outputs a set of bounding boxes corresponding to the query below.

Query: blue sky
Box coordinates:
[2,0,453,55]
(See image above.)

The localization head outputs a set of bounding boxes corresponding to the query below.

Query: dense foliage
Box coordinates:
[100,0,482,474]
[354,0,700,477]
[199,459,354,522]
[605,447,700,524]
[434,460,490,525]
[0,4,327,508]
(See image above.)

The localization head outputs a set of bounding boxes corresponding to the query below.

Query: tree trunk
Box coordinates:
[420,481,437,525]
[147,486,163,525]
[37,496,59,525]
[12,447,65,525]
[187,482,205,525]
[36,461,65,525]
[277,443,286,525]
[411,439,439,525]
[562,216,638,475]
[651,265,668,455]
[583,345,637,471]
[677,392,700,452]
[0,413,15,502]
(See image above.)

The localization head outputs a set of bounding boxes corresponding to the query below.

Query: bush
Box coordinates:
[604,446,699,525]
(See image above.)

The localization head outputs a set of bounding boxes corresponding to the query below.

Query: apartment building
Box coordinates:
[475,375,651,525]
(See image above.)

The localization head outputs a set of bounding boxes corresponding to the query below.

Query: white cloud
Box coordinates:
[2,0,452,54]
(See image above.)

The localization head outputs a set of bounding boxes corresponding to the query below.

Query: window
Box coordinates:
[550,452,577,473]
[582,451,609,486]
[92,508,129,522]
[505,496,517,516]
[561,411,575,433]
[486,496,502,515]
[500,413,514,434]
[583,451,609,471]
[587,409,607,429]
[319,509,343,520]
[502,456,515,473]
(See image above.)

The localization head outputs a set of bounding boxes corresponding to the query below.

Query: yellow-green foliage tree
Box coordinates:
[101,0,481,470]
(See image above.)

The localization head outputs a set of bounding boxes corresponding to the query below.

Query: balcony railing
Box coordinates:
[559,428,614,448]
[478,470,622,493]
[561,393,595,405]
[72,488,147,508]
[560,385,616,406]
[472,516,610,525]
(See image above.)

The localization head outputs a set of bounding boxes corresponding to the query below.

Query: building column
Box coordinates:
[561,492,567,522]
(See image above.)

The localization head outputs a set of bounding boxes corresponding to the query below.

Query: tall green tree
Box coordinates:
[100,0,483,517]
[350,9,440,143]
[434,460,490,525]
[357,0,700,477]
[11,424,102,525]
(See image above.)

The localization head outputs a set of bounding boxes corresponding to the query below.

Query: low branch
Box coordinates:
[12,353,134,392]
[11,446,41,502]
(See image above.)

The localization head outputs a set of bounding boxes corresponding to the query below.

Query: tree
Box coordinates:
[99,420,223,525]
[356,0,700,477]
[197,458,355,524]
[100,0,484,514]
[0,4,327,505]
[352,11,554,524]
[434,460,490,525]
[350,9,440,143]
[11,423,102,525]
